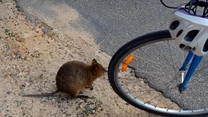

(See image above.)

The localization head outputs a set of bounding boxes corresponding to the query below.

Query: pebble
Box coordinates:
[16,38,25,42]
[92,109,96,114]
[42,28,49,34]
[23,33,30,38]
[21,85,25,89]
[41,97,48,102]
[52,99,56,103]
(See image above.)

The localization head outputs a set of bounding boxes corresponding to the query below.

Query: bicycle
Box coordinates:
[108,0,208,116]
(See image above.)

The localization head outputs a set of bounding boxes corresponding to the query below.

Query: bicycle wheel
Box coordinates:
[108,30,208,116]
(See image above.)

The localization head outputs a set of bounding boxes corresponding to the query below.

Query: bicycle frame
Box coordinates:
[179,51,203,92]
[168,0,208,93]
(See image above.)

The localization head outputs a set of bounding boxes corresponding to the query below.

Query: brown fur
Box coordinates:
[22,59,106,98]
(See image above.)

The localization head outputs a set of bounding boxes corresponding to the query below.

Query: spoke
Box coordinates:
[136,56,168,67]
[134,68,164,79]
[134,70,178,92]
[138,46,170,68]
[152,41,175,71]
[120,79,142,85]
[167,41,177,78]
[136,68,176,85]
[120,76,142,81]
[167,102,174,111]
[130,89,156,94]
[134,90,154,97]
[146,93,162,104]
[194,63,208,75]
[183,51,187,67]
[202,98,207,109]
[155,96,163,107]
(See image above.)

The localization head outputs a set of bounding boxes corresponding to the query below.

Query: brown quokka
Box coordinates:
[22,59,107,98]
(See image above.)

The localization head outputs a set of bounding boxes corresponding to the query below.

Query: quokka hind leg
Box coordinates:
[76,95,89,98]
[67,89,88,98]
[85,83,94,90]
[85,86,94,90]
[70,90,94,99]
[76,95,95,99]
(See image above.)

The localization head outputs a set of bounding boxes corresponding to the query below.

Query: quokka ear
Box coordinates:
[92,59,99,71]
[92,59,98,66]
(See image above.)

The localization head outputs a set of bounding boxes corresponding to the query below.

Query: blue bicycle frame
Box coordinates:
[179,51,203,92]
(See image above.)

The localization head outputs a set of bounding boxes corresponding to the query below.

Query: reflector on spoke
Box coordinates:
[122,54,134,72]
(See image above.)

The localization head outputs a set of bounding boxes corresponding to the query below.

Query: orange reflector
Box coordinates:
[121,54,134,72]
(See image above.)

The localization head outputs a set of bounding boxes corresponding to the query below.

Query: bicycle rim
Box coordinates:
[108,30,208,116]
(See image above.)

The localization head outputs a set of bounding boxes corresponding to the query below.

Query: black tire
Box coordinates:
[108,30,208,116]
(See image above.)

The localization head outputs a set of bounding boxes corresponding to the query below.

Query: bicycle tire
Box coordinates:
[108,30,208,116]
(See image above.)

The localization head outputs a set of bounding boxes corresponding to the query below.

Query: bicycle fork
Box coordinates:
[179,51,203,93]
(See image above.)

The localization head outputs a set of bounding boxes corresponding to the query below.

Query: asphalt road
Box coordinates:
[16,0,187,55]
[63,0,182,55]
